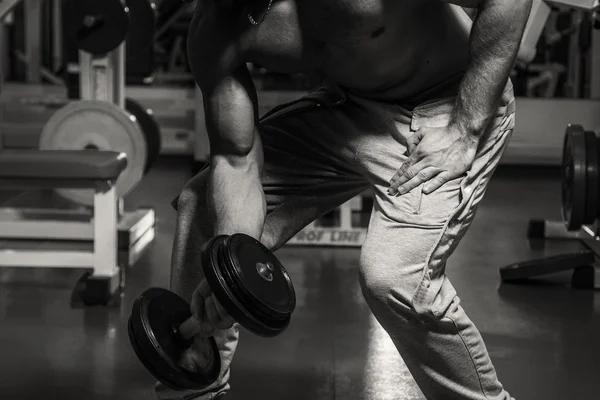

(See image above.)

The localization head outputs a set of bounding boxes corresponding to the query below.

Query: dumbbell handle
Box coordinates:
[177,317,204,341]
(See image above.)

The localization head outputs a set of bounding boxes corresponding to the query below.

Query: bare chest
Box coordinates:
[247,0,418,71]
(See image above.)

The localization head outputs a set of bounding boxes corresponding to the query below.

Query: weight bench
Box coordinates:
[0,149,128,305]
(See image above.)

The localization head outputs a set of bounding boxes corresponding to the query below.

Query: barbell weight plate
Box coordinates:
[64,0,130,56]
[561,125,587,231]
[129,288,221,390]
[584,131,598,225]
[125,98,162,172]
[39,100,147,206]
[202,235,293,338]
[125,0,157,59]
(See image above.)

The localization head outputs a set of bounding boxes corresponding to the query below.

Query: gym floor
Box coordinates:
[0,159,598,400]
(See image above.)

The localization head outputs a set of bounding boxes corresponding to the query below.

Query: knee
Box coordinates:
[358,249,424,321]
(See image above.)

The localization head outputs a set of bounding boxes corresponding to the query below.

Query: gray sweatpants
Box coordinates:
[158,77,516,400]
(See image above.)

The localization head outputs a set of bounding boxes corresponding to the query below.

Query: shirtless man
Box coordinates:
[160,0,531,399]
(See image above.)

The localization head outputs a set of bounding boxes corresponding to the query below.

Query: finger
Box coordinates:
[198,279,212,299]
[205,295,235,333]
[190,288,206,322]
[389,156,418,191]
[406,130,423,155]
[390,159,431,193]
[212,294,236,328]
[199,302,216,337]
[395,167,440,196]
[423,172,451,194]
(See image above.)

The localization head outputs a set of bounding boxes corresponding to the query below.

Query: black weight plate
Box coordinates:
[129,288,220,390]
[125,98,161,172]
[225,234,295,317]
[202,236,290,337]
[218,237,290,328]
[584,131,598,225]
[65,0,129,55]
[562,125,587,231]
[125,0,157,59]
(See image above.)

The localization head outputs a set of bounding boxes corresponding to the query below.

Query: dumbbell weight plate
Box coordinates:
[202,235,294,337]
[584,131,598,225]
[125,98,162,173]
[64,0,130,56]
[128,288,221,390]
[562,125,587,231]
[225,234,295,317]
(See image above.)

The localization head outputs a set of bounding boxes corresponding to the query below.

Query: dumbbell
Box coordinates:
[128,233,296,390]
[561,124,599,231]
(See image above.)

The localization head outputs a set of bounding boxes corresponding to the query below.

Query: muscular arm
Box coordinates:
[202,67,266,238]
[443,0,533,136]
[188,9,266,239]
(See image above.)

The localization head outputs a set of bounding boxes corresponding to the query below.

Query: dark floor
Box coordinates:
[0,160,598,400]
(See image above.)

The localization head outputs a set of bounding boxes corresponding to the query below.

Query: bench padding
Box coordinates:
[0,150,128,181]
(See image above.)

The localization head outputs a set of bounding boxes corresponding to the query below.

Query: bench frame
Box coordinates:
[0,176,123,301]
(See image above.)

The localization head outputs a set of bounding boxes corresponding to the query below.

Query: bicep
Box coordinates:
[187,11,258,157]
[202,66,259,157]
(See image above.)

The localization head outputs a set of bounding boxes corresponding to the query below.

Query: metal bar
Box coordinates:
[24,0,41,83]
[0,220,93,240]
[0,0,22,21]
[591,25,600,99]
[0,250,93,267]
[13,50,64,85]
[51,0,62,73]
[110,44,125,108]
[92,185,119,278]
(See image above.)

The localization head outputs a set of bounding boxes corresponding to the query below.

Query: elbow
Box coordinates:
[210,136,262,170]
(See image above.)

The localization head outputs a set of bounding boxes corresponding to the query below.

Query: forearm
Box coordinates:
[450,0,532,136]
[208,149,266,239]
[202,68,266,240]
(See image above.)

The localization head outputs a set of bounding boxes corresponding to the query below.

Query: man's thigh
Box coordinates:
[358,81,516,317]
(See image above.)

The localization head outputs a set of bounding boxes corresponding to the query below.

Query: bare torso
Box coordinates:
[190,0,474,101]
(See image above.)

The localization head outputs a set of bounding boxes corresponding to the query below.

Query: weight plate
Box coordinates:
[40,100,147,206]
[64,0,129,55]
[584,131,598,225]
[225,234,295,317]
[202,236,291,337]
[125,98,161,172]
[562,125,587,231]
[125,0,157,59]
[129,288,221,390]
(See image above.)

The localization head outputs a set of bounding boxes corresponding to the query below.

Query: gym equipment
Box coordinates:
[499,220,598,289]
[561,124,587,230]
[125,97,161,173]
[502,0,600,166]
[63,0,156,57]
[128,233,296,390]
[124,0,157,60]
[64,0,130,56]
[0,150,129,305]
[0,6,156,305]
[128,288,221,390]
[499,123,600,289]
[39,100,148,206]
